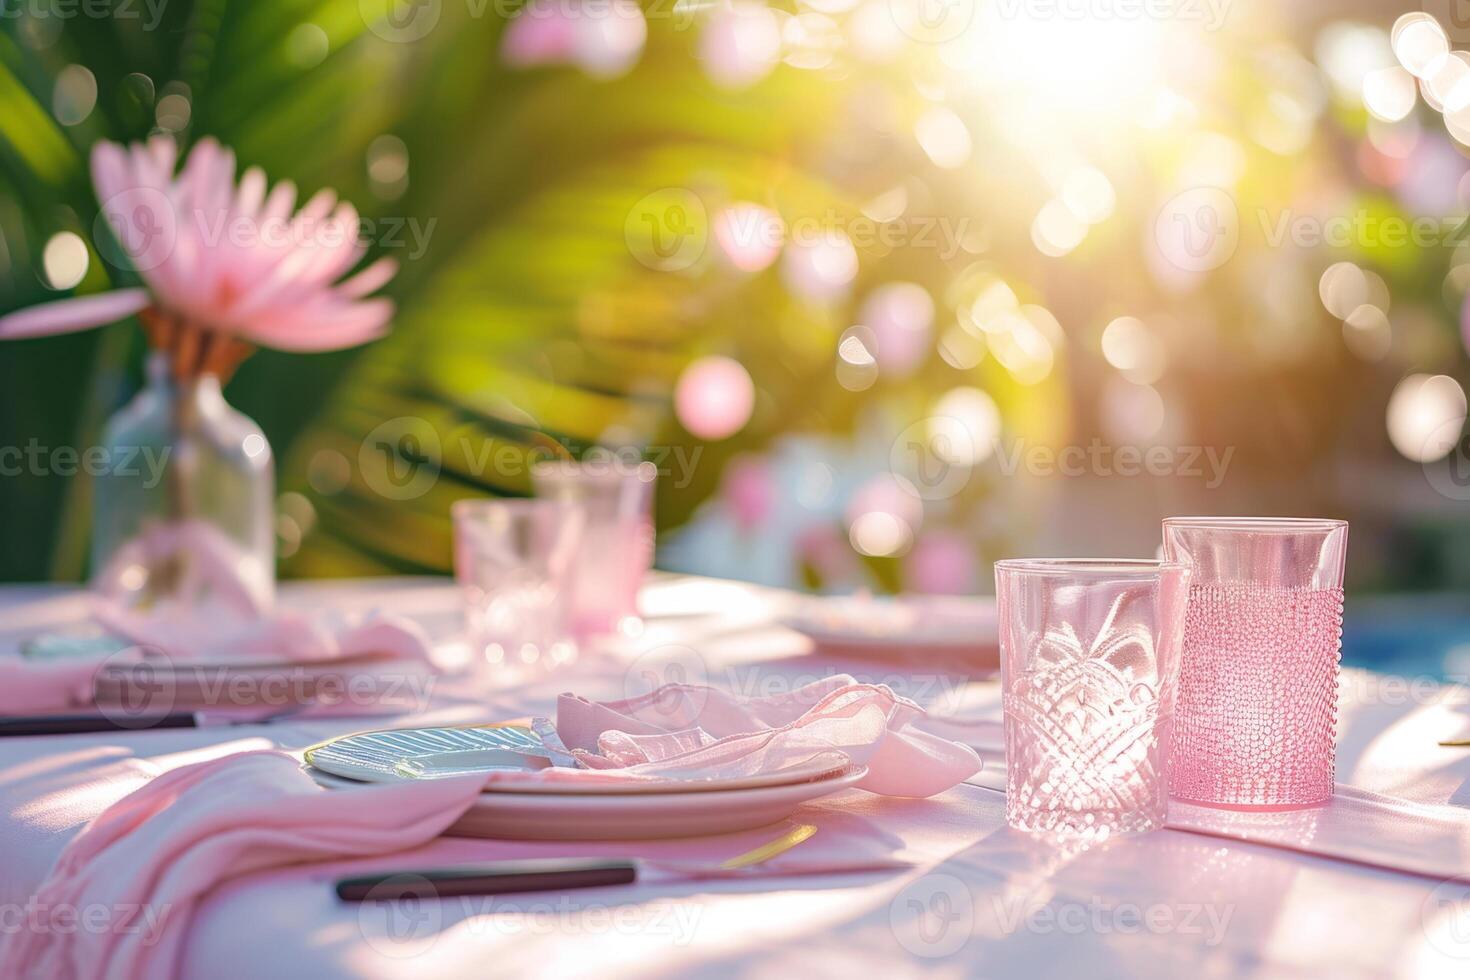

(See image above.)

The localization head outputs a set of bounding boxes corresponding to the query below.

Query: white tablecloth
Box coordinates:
[1,576,1468,979]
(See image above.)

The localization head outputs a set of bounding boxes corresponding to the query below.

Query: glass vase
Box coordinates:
[90,353,275,612]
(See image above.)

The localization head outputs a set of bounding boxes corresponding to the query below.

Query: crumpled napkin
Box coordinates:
[0,750,485,980]
[472,675,981,798]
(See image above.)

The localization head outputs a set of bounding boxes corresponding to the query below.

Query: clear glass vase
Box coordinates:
[90,353,275,612]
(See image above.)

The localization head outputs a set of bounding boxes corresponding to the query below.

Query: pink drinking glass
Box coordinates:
[452,499,584,672]
[532,457,656,636]
[995,559,1191,838]
[1162,517,1348,810]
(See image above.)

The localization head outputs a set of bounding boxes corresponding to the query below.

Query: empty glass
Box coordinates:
[532,457,656,636]
[452,499,584,672]
[995,559,1191,838]
[1162,517,1348,810]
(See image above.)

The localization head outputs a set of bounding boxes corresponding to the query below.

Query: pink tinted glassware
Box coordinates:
[995,559,1191,838]
[1162,517,1348,810]
[452,499,584,672]
[532,457,656,636]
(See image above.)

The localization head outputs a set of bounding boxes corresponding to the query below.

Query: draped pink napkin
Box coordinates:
[0,603,433,715]
[493,675,981,798]
[0,750,486,980]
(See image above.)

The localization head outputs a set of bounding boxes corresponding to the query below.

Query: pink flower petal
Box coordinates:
[0,289,150,339]
[337,257,398,299]
[244,298,393,351]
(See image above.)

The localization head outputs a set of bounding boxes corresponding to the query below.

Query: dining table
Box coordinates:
[1,574,1468,979]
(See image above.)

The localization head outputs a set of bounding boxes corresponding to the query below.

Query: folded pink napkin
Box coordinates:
[0,750,485,980]
[514,675,981,798]
[92,600,433,665]
[0,605,433,715]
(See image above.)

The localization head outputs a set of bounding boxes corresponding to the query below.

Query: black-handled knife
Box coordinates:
[336,859,640,901]
[0,712,201,737]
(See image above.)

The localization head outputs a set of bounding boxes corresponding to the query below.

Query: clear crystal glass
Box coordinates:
[995,558,1191,839]
[453,498,585,673]
[91,353,275,610]
[532,457,655,636]
[1162,517,1348,810]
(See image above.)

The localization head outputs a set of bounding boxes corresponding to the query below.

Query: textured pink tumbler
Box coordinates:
[1162,517,1347,810]
[995,559,1191,838]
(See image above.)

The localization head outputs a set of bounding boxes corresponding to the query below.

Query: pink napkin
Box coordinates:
[0,750,485,980]
[91,600,433,665]
[0,605,433,715]
[517,675,981,798]
[0,657,101,714]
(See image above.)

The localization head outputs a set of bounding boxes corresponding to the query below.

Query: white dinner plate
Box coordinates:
[306,763,868,840]
[780,593,999,666]
[395,748,851,794]
[306,724,852,795]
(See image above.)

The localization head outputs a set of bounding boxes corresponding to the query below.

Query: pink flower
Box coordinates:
[0,137,396,353]
[501,0,646,80]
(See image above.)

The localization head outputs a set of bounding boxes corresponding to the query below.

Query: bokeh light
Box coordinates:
[714,203,784,272]
[858,282,934,377]
[781,227,858,302]
[675,356,755,440]
[1386,373,1467,462]
[42,233,88,291]
[927,386,1001,466]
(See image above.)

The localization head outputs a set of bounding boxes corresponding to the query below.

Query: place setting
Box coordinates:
[7,5,1470,978]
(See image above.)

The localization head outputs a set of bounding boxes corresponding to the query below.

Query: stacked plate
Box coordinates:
[780,594,999,667]
[304,724,866,840]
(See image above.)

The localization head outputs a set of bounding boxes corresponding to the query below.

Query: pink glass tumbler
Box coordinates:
[1162,517,1348,810]
[533,458,656,637]
[995,559,1191,838]
[452,499,584,673]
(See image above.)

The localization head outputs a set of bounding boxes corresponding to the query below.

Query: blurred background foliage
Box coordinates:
[4,0,1470,598]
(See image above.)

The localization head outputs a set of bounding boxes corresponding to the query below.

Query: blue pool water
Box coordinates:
[1343,594,1470,681]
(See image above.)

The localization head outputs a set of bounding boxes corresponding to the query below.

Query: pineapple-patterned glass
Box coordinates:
[995,559,1191,839]
[1162,517,1347,810]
